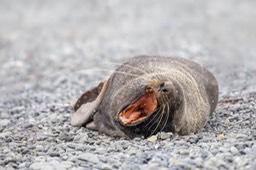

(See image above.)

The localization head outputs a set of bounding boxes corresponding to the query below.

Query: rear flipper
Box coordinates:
[71,79,109,127]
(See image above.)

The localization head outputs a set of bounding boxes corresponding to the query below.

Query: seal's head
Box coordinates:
[115,77,183,138]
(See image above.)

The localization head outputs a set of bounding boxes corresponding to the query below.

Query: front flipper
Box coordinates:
[71,79,109,126]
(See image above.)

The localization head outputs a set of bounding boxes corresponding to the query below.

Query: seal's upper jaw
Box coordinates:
[118,88,157,126]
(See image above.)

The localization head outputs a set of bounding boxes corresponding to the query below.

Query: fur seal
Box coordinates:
[71,55,219,139]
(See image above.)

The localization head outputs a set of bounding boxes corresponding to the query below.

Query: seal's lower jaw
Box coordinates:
[118,90,157,126]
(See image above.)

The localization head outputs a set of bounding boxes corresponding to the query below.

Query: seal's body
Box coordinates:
[71,56,219,138]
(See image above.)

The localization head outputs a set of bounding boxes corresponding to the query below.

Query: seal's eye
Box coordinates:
[160,82,165,88]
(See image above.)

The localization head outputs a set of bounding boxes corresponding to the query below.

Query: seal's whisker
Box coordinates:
[94,61,149,76]
[148,105,163,129]
[121,63,149,75]
[72,68,142,77]
[113,70,146,77]
[150,94,169,135]
[160,101,170,133]
[145,107,161,128]
[150,105,165,136]
[149,103,166,136]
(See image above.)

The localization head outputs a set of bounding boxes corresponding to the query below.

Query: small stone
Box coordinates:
[224,118,230,125]
[154,144,160,149]
[49,152,60,157]
[61,155,68,161]
[34,156,46,163]
[205,156,229,170]
[170,157,179,165]
[128,149,137,156]
[67,143,76,149]
[159,132,172,140]
[0,131,12,138]
[200,149,210,159]
[29,161,73,170]
[222,153,233,163]
[141,164,168,170]
[2,157,18,165]
[21,148,29,154]
[147,135,157,142]
[216,134,225,141]
[29,162,53,170]
[192,157,203,167]
[0,119,11,127]
[23,123,34,129]
[178,150,190,155]
[58,133,73,141]
[78,153,100,163]
[19,162,27,168]
[181,135,190,141]
[133,137,142,142]
[230,146,239,155]
[35,145,44,152]
[188,134,199,143]
[234,133,247,139]
[10,106,25,114]
[99,156,108,163]
[251,161,256,170]
[101,163,112,170]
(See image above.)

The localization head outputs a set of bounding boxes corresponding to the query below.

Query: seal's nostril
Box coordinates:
[161,88,168,93]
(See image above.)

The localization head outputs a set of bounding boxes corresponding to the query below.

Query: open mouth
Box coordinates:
[118,89,157,125]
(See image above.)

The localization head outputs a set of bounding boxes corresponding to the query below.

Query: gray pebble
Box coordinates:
[101,163,112,170]
[35,145,45,152]
[159,132,173,140]
[23,123,34,129]
[205,157,229,170]
[200,149,210,159]
[29,162,54,170]
[49,152,60,157]
[251,161,256,170]
[78,153,100,164]
[58,133,73,142]
[0,119,11,127]
[10,106,25,114]
[29,161,73,170]
[222,153,233,163]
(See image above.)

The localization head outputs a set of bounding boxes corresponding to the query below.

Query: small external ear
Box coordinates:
[71,79,109,126]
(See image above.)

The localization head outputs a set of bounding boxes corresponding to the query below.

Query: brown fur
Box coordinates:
[71,56,219,138]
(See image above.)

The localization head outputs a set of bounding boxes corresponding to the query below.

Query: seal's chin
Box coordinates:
[118,89,157,126]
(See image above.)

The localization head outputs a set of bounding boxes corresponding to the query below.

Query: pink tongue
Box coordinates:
[119,111,142,124]
[118,91,157,125]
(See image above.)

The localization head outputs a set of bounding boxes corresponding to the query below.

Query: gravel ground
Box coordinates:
[1,0,256,169]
